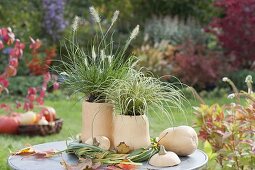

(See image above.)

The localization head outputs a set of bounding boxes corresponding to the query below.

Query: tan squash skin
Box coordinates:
[113,114,151,151]
[85,136,111,150]
[81,101,113,145]
[149,146,181,167]
[158,126,198,156]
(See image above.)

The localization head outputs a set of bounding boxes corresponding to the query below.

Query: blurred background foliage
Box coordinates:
[0,0,254,94]
[1,2,254,169]
[0,1,43,41]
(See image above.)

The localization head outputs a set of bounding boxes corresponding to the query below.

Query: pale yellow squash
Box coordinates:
[149,145,181,167]
[85,136,111,150]
[158,126,198,156]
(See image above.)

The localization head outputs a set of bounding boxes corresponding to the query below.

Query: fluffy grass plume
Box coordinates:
[55,7,139,102]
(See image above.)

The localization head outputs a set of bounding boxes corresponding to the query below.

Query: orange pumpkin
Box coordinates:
[0,116,19,134]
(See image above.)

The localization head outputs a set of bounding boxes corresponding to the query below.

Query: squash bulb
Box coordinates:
[85,136,110,150]
[149,145,181,167]
[158,126,198,156]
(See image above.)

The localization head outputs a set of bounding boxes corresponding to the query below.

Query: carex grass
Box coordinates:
[105,69,188,124]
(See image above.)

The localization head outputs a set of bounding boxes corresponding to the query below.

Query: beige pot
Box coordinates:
[81,101,113,144]
[113,114,151,150]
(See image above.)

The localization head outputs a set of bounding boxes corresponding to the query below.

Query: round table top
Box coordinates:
[8,141,208,170]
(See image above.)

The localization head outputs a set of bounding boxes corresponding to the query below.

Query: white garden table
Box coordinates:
[8,141,208,170]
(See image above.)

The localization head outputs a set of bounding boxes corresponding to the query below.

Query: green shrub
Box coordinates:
[7,76,43,96]
[144,16,210,45]
[0,0,43,40]
[132,0,217,24]
[199,87,228,99]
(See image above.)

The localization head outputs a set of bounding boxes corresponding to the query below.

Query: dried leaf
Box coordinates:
[12,147,56,159]
[12,147,35,156]
[116,142,131,154]
[106,165,122,170]
[117,163,137,170]
[61,157,101,170]
[106,163,138,170]
[33,149,57,159]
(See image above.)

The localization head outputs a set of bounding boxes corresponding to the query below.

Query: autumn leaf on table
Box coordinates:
[32,149,57,159]
[116,142,131,154]
[117,163,138,170]
[61,158,101,170]
[11,146,57,158]
[11,147,35,156]
[106,163,138,170]
[105,166,121,170]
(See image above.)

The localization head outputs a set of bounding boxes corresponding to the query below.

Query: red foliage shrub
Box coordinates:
[172,40,224,89]
[0,27,59,113]
[27,38,56,75]
[0,27,25,94]
[21,72,59,111]
[207,0,255,69]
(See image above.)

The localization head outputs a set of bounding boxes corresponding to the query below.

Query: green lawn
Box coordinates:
[0,97,231,169]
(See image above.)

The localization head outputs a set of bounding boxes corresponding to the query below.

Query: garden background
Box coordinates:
[0,0,254,169]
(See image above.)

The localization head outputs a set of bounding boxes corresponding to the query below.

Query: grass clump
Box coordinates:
[105,69,187,121]
[54,7,139,103]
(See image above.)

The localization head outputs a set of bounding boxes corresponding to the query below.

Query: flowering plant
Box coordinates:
[42,0,67,42]
[55,7,139,102]
[193,76,255,169]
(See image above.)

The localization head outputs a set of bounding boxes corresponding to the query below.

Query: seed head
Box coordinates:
[130,25,139,40]
[111,10,119,24]
[107,55,113,65]
[245,75,253,83]
[84,58,88,67]
[89,6,100,23]
[92,46,96,61]
[60,72,69,76]
[222,77,229,82]
[100,50,105,60]
[228,93,235,99]
[72,16,80,32]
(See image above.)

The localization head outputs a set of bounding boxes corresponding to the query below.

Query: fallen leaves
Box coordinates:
[11,146,57,159]
[12,147,35,156]
[106,163,138,170]
[61,158,101,170]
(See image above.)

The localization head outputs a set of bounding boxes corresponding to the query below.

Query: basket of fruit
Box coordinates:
[17,106,63,136]
[0,106,63,136]
[17,118,63,136]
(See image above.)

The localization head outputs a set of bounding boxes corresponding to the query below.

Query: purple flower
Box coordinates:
[42,0,67,42]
